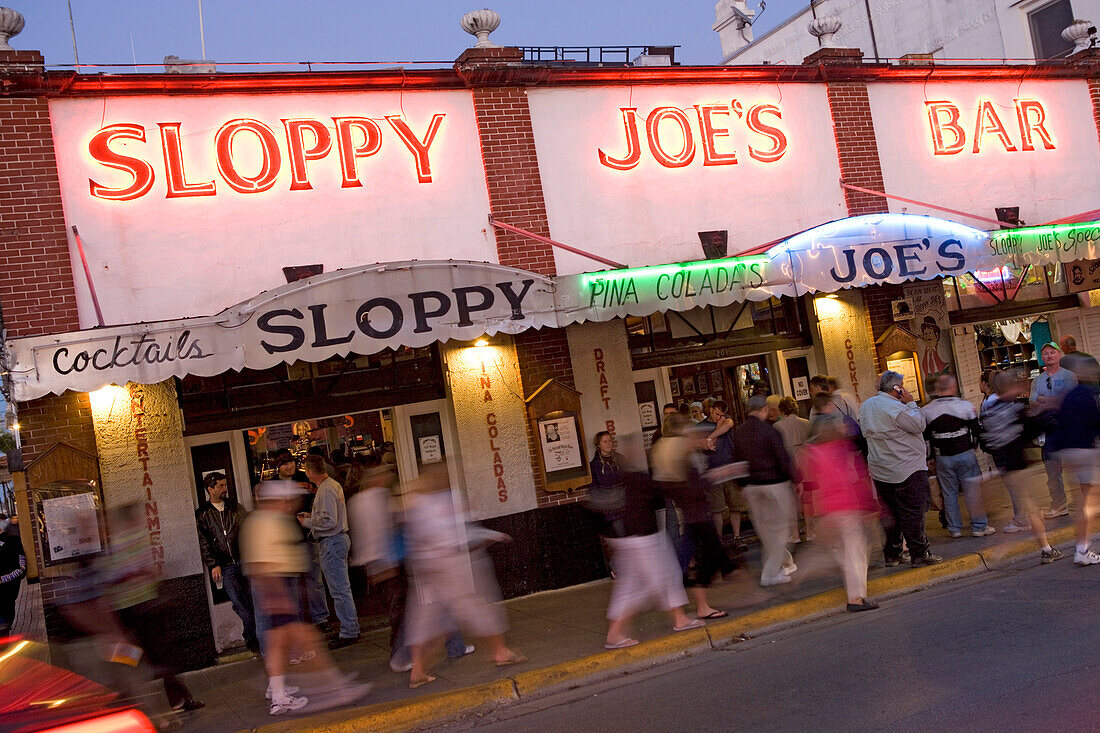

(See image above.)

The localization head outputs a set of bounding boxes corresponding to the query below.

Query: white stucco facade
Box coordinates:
[868,79,1100,227]
[526,83,846,275]
[48,90,499,327]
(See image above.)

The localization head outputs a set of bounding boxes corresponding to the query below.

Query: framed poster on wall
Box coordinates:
[669,378,680,398]
[33,480,107,567]
[696,373,709,395]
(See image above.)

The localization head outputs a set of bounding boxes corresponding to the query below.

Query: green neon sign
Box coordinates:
[579,254,773,310]
[580,255,771,287]
[988,220,1100,258]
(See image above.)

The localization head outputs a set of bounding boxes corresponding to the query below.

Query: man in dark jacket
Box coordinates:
[0,514,26,634]
[196,472,258,652]
[732,395,798,586]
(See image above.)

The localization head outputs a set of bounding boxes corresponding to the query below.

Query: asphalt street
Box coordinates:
[447,554,1100,733]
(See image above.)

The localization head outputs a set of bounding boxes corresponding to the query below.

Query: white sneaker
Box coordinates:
[782,561,797,576]
[761,573,792,587]
[972,526,996,537]
[289,649,316,665]
[269,694,308,715]
[265,684,300,700]
[1074,548,1100,566]
[389,658,413,673]
[1002,521,1031,534]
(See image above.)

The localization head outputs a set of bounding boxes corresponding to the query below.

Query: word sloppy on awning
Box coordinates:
[7,261,557,401]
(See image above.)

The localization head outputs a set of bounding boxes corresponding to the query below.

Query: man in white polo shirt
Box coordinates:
[1030,342,1077,519]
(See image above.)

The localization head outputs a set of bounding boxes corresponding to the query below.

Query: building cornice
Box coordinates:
[0,59,1094,98]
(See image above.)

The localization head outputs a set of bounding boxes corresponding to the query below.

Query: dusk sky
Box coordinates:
[15,1,812,70]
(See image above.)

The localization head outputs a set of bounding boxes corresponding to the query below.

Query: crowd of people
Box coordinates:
[30,335,1099,722]
[584,335,1100,647]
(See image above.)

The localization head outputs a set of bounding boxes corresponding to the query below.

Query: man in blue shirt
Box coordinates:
[1030,342,1077,519]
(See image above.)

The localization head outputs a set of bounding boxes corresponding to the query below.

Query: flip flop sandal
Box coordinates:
[409,675,437,689]
[699,610,728,619]
[604,638,640,650]
[495,654,528,667]
[674,619,706,631]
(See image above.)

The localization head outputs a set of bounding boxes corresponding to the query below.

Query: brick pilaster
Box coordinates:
[0,52,80,339]
[0,51,95,514]
[460,49,579,506]
[825,81,890,217]
[1090,77,1100,150]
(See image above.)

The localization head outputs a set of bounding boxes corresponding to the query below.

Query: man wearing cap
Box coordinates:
[274,451,332,633]
[196,472,258,653]
[731,394,798,586]
[1030,342,1077,520]
[300,455,360,648]
[242,480,371,715]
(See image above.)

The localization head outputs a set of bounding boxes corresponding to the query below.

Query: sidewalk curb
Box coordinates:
[248,531,1071,733]
[256,679,518,733]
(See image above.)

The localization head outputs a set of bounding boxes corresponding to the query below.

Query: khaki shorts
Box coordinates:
[1058,448,1098,487]
[707,480,746,515]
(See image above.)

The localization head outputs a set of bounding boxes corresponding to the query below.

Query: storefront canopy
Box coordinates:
[7,260,558,401]
[555,214,1100,324]
[8,215,1099,401]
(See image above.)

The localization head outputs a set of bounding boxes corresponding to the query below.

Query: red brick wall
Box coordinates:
[17,391,97,466]
[1090,78,1100,149]
[466,68,579,506]
[470,85,556,277]
[0,52,81,340]
[825,82,890,217]
[0,52,94,486]
[862,283,906,373]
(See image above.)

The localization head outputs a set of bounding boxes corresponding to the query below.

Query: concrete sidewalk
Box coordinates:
[171,464,1084,733]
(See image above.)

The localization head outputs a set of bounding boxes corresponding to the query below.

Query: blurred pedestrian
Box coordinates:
[274,451,331,633]
[980,369,1062,564]
[979,367,998,404]
[242,481,370,715]
[350,458,476,674]
[733,395,798,586]
[700,400,745,546]
[1049,354,1100,565]
[402,463,524,689]
[860,371,942,567]
[690,402,705,423]
[922,375,993,538]
[653,413,731,619]
[1030,342,1077,519]
[108,503,204,713]
[775,397,811,543]
[801,410,879,612]
[0,513,25,634]
[300,455,360,648]
[603,432,701,648]
[196,472,259,653]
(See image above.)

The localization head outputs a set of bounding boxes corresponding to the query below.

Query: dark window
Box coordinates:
[1029,0,1075,59]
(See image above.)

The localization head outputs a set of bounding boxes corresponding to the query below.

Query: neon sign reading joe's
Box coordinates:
[86,114,446,201]
[598,100,789,170]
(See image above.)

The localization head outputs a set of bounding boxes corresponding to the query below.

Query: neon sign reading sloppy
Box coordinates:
[598,100,789,171]
[86,114,446,201]
[925,99,1055,155]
